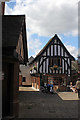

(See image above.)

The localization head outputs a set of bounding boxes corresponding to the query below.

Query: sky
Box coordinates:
[5,0,79,59]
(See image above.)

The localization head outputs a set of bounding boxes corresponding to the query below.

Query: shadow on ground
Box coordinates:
[18,91,78,118]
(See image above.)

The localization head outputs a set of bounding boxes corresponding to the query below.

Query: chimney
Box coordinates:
[1,2,5,15]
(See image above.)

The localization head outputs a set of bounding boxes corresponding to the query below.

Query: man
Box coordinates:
[76,78,80,98]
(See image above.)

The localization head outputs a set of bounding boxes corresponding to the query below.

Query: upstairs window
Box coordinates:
[53,58,61,66]
[50,58,61,67]
[50,58,53,66]
[58,58,61,66]
[54,39,57,43]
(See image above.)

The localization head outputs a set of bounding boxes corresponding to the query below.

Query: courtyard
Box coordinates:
[18,87,79,118]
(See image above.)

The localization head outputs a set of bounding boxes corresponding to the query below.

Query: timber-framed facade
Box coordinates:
[29,34,75,91]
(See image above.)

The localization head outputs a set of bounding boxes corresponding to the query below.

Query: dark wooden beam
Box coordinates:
[70,59,71,76]
[67,58,68,75]
[48,58,50,73]
[42,57,43,73]
[60,45,61,56]
[42,56,70,59]
[53,42,54,56]
[61,58,62,74]
[56,40,58,56]
[38,59,40,73]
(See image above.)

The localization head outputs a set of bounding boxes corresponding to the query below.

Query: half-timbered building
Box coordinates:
[29,34,75,91]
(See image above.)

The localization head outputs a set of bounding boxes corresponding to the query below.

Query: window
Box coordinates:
[22,77,26,82]
[58,58,60,66]
[53,58,57,65]
[53,58,61,66]
[54,39,57,43]
[50,58,53,66]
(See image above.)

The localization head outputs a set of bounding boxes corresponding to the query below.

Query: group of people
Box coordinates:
[40,78,80,97]
[41,82,54,93]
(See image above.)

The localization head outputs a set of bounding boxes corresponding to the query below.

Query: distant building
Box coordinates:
[19,56,34,86]
[2,15,28,119]
[28,56,34,64]
[29,34,75,91]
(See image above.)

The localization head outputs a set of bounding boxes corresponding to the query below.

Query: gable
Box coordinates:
[42,38,71,58]
[30,34,75,64]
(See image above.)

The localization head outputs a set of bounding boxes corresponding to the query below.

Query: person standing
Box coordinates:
[76,78,80,98]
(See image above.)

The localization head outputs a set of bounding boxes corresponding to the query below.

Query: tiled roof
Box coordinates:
[2,15,25,47]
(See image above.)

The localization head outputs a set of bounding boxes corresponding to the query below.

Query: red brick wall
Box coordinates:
[31,76,40,89]
[19,75,22,86]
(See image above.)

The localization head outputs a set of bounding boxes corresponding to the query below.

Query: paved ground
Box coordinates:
[19,86,39,91]
[58,92,79,100]
[18,87,79,118]
[19,87,79,100]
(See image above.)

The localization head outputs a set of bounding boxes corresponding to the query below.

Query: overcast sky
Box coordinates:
[5,0,79,58]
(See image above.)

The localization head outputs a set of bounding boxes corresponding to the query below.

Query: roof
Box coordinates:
[2,15,25,47]
[2,15,28,64]
[28,56,34,64]
[29,34,75,64]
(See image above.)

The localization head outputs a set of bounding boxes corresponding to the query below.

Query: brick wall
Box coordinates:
[31,76,40,89]
[19,75,22,86]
